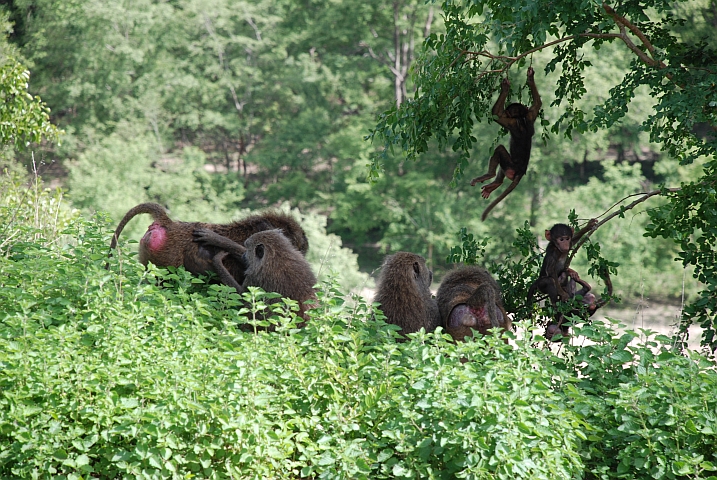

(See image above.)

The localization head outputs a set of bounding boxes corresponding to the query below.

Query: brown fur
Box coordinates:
[470,67,542,221]
[436,266,511,341]
[109,202,309,285]
[195,228,317,321]
[373,252,440,336]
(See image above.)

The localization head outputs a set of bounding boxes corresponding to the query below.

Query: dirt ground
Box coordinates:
[594,301,705,351]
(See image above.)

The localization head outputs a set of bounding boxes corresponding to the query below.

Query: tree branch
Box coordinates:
[461,3,673,81]
[567,187,682,267]
[462,33,621,79]
[603,3,666,69]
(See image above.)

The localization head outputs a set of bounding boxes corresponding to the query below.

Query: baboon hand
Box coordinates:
[527,66,535,79]
[501,76,510,90]
[193,227,225,247]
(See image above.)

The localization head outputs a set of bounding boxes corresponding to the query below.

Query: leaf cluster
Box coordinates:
[0,58,59,149]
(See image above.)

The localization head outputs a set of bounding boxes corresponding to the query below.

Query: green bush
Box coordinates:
[0,169,79,254]
[1,174,716,479]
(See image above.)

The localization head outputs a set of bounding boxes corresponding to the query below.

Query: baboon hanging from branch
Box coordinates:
[471,67,542,221]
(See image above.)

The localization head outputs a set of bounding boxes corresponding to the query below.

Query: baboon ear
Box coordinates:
[255,243,265,260]
[545,229,551,241]
[413,261,421,278]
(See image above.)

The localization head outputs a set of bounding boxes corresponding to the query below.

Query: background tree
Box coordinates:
[1,0,714,325]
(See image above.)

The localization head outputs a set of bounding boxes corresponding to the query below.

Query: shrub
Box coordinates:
[1,173,715,479]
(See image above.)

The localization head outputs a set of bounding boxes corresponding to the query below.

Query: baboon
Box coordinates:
[193,228,317,320]
[109,202,309,286]
[436,266,511,342]
[373,252,440,336]
[471,67,542,221]
[527,219,597,307]
[545,268,613,341]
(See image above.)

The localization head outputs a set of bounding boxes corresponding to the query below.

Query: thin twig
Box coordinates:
[569,187,682,262]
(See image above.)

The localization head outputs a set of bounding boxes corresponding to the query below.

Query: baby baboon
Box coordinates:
[193,228,317,320]
[527,219,597,306]
[109,202,309,286]
[436,266,511,342]
[373,252,440,336]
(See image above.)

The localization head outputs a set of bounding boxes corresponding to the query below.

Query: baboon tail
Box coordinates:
[109,203,171,249]
[481,175,522,221]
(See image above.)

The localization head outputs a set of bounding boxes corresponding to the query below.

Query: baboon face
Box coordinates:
[546,223,574,253]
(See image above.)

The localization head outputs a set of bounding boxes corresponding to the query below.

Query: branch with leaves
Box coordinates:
[459,3,677,81]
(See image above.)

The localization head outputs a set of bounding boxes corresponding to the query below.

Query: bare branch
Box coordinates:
[603,3,666,68]
[423,6,434,38]
[566,187,682,267]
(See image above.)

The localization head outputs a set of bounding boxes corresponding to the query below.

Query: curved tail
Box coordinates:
[595,269,613,310]
[481,175,522,221]
[109,203,172,249]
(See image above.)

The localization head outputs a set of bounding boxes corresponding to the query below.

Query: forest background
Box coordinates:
[0,0,715,306]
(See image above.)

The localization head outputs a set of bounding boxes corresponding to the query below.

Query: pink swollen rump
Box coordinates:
[141,222,167,252]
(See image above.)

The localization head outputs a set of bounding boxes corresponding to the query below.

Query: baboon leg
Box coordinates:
[471,145,508,186]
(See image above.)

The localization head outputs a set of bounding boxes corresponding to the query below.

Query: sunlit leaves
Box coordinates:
[0,59,60,149]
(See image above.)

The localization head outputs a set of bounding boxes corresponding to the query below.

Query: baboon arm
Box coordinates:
[492,83,517,129]
[571,219,598,244]
[193,228,247,258]
[212,251,245,293]
[526,78,542,123]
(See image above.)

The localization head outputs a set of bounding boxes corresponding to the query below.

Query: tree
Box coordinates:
[0,58,58,150]
[370,0,717,349]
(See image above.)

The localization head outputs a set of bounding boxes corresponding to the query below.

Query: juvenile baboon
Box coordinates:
[109,202,309,286]
[527,219,597,307]
[193,228,317,320]
[471,67,542,221]
[436,266,511,341]
[373,252,440,336]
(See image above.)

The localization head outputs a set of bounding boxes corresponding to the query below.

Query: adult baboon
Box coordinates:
[193,228,317,320]
[436,266,511,341]
[109,202,308,286]
[373,252,440,336]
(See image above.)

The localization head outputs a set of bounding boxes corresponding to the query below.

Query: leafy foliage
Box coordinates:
[0,58,59,149]
[0,169,78,254]
[2,155,717,480]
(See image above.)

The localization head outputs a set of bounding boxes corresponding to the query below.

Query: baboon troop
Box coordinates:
[109,203,316,323]
[373,255,511,342]
[373,252,440,336]
[110,202,309,286]
[108,68,612,345]
[194,228,317,320]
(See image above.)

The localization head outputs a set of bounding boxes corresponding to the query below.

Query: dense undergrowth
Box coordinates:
[1,173,716,479]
